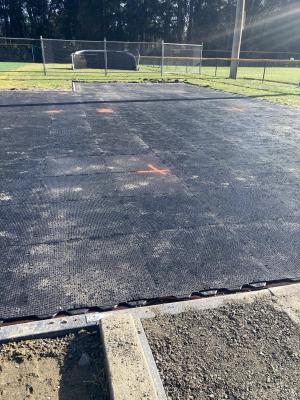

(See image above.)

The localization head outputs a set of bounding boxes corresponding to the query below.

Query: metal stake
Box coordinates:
[104,37,108,76]
[199,42,203,75]
[40,36,47,76]
[215,59,218,77]
[262,61,267,83]
[161,40,164,77]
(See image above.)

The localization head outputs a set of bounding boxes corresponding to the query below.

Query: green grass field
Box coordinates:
[0,62,28,72]
[1,62,300,107]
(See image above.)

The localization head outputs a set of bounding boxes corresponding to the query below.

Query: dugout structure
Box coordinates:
[72,49,138,70]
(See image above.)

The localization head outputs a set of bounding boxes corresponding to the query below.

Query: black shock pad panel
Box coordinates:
[0,83,299,319]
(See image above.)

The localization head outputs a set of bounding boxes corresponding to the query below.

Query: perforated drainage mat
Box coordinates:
[0,83,299,320]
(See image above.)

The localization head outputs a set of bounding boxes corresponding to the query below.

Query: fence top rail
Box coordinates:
[73,49,139,55]
[205,49,300,55]
[42,38,203,46]
[104,40,158,45]
[41,38,159,45]
[0,43,35,47]
[164,42,203,47]
[140,55,300,62]
[42,38,104,43]
[208,57,300,62]
[0,37,201,47]
[0,36,39,41]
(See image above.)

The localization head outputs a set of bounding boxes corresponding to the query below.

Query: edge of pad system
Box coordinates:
[1,278,299,325]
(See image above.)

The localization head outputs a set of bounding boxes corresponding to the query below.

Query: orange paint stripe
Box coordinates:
[227,107,244,112]
[136,164,170,175]
[96,108,114,113]
[46,109,64,114]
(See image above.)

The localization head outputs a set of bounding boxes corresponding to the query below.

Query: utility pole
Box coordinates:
[230,0,245,79]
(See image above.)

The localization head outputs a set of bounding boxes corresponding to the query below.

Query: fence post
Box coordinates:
[137,53,141,71]
[104,37,108,76]
[161,40,164,77]
[215,59,218,77]
[199,42,203,75]
[71,53,75,70]
[40,36,47,76]
[262,61,266,83]
[31,45,35,63]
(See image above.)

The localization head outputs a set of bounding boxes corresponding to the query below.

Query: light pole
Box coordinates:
[230,0,246,79]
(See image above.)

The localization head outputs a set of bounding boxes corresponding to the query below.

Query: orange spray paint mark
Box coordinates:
[96,108,114,113]
[46,109,64,114]
[227,107,244,112]
[136,164,170,176]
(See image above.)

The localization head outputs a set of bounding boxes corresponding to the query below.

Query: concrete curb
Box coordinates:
[269,284,300,325]
[0,312,110,342]
[1,284,300,399]
[100,314,166,400]
[133,318,167,400]
[1,285,299,342]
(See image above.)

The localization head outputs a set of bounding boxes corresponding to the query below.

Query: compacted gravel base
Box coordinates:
[143,300,300,400]
[0,328,109,400]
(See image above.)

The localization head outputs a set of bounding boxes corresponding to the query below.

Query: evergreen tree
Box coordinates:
[0,0,299,53]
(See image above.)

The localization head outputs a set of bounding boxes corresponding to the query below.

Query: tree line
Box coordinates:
[0,0,299,52]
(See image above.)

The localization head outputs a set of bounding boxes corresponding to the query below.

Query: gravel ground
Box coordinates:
[0,328,109,400]
[143,300,300,400]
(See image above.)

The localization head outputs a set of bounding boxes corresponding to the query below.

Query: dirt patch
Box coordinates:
[0,328,109,400]
[143,301,300,400]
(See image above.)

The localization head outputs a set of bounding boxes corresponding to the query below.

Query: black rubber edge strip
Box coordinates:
[0,278,299,326]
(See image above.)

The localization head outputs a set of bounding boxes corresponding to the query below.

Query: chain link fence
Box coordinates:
[41,38,202,76]
[1,36,300,86]
[0,37,41,63]
[199,57,300,85]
